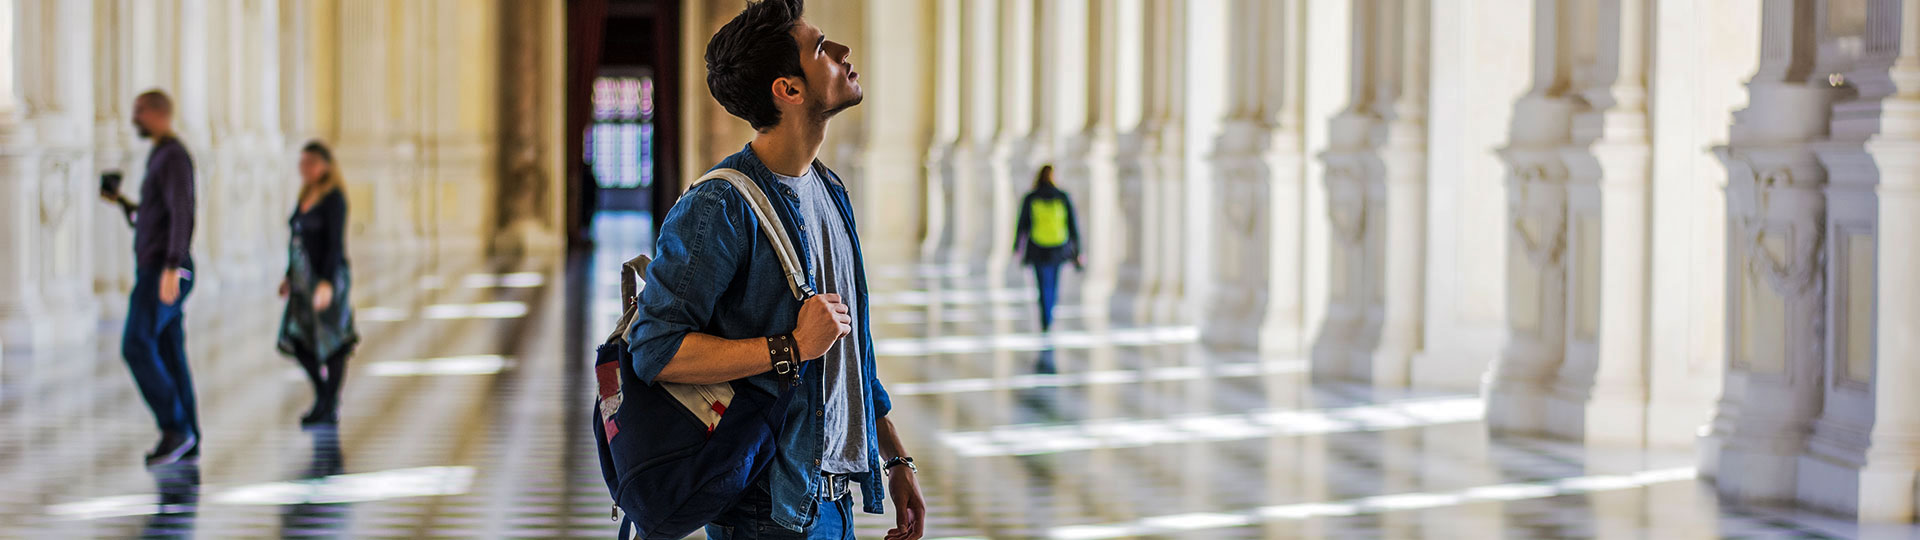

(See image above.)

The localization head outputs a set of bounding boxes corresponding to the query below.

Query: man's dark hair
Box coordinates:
[705,0,807,131]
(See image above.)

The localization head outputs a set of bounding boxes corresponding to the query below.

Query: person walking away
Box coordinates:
[1013,165,1083,333]
[99,90,200,467]
[277,141,360,427]
[626,1,927,537]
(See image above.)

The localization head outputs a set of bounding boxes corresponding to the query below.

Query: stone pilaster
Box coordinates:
[1202,0,1302,353]
[1796,0,1920,521]
[1543,0,1655,448]
[1700,0,1835,501]
[1311,0,1427,388]
[0,0,99,350]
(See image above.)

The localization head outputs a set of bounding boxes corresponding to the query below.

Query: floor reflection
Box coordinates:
[2,219,1918,538]
[279,428,348,539]
[138,462,199,539]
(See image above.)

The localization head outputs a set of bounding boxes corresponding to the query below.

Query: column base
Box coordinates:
[1484,342,1559,436]
[1309,307,1362,383]
[1201,290,1267,353]
[1257,314,1308,359]
[1484,381,1552,436]
[1108,269,1155,327]
[1148,290,1188,325]
[1794,452,1865,518]
[1856,459,1920,522]
[1646,391,1718,449]
[1544,384,1648,447]
[0,305,99,354]
[1707,436,1802,504]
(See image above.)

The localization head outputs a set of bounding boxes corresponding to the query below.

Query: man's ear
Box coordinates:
[770,76,806,107]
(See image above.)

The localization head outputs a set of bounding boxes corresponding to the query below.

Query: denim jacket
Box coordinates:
[625,144,892,532]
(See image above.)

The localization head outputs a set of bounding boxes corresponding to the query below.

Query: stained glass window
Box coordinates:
[584,75,655,190]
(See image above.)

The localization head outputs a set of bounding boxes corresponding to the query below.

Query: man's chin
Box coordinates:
[823,94,864,118]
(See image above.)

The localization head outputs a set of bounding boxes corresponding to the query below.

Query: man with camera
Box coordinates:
[101,90,201,467]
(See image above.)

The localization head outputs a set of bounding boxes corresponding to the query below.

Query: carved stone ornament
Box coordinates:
[1509,163,1566,267]
[1221,165,1265,238]
[1735,168,1825,296]
[39,156,72,227]
[1325,165,1367,245]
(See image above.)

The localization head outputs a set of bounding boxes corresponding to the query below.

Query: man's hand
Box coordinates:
[278,278,291,298]
[886,467,926,540]
[313,280,334,312]
[794,293,852,359]
[158,268,182,305]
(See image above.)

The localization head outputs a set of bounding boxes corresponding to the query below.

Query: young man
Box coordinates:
[105,90,200,467]
[624,1,925,539]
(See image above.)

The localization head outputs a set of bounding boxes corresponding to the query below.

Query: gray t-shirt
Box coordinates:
[773,166,869,475]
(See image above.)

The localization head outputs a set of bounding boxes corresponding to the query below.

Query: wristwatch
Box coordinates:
[884,456,917,476]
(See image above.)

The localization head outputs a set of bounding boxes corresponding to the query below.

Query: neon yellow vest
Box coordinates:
[1029,198,1070,248]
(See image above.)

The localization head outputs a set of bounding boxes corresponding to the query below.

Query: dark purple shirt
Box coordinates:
[134,137,195,269]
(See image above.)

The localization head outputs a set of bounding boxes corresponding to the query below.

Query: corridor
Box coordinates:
[1,213,1909,539]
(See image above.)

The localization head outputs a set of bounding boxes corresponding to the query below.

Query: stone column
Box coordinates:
[987,0,1036,291]
[859,0,934,267]
[946,0,1000,278]
[1802,0,1920,521]
[1700,0,1835,505]
[1142,0,1186,325]
[495,0,560,258]
[1105,0,1154,326]
[1068,0,1120,328]
[1488,3,1584,435]
[1201,0,1299,354]
[335,0,408,254]
[1414,0,1530,391]
[0,0,99,350]
[1545,0,1655,448]
[1311,0,1427,388]
[919,0,963,265]
[91,0,138,319]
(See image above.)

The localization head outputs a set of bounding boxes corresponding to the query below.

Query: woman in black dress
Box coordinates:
[278,141,359,427]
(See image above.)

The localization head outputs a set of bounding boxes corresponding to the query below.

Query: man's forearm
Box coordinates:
[877,416,910,461]
[655,332,775,384]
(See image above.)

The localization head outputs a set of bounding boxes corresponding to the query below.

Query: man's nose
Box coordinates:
[827,40,851,63]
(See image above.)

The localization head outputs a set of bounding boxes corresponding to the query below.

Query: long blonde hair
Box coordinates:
[299,140,344,207]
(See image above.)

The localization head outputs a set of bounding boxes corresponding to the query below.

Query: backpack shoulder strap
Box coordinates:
[610,254,651,343]
[696,168,815,301]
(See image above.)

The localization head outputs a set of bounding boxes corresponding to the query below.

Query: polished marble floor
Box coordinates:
[3,215,1918,539]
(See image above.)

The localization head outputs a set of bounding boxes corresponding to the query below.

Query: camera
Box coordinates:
[100,170,124,195]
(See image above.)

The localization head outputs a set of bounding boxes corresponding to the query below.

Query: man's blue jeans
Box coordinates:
[123,265,198,437]
[705,480,854,540]
[1033,263,1062,331]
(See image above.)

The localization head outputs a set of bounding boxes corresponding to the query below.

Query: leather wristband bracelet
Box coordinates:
[767,334,798,377]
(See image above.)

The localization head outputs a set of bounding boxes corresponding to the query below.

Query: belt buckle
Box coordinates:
[822,474,852,501]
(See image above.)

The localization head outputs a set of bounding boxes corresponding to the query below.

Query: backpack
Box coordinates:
[1028,197,1071,248]
[592,168,815,539]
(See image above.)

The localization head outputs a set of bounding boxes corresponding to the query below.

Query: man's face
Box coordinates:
[131,102,154,139]
[789,18,861,120]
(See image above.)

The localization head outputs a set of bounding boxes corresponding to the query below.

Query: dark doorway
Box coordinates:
[566,0,681,249]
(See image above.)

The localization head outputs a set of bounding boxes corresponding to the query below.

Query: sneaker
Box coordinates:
[145,432,198,468]
[300,406,338,428]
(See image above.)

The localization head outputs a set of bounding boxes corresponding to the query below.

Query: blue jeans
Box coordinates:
[123,265,199,437]
[705,480,854,540]
[1033,263,1062,331]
